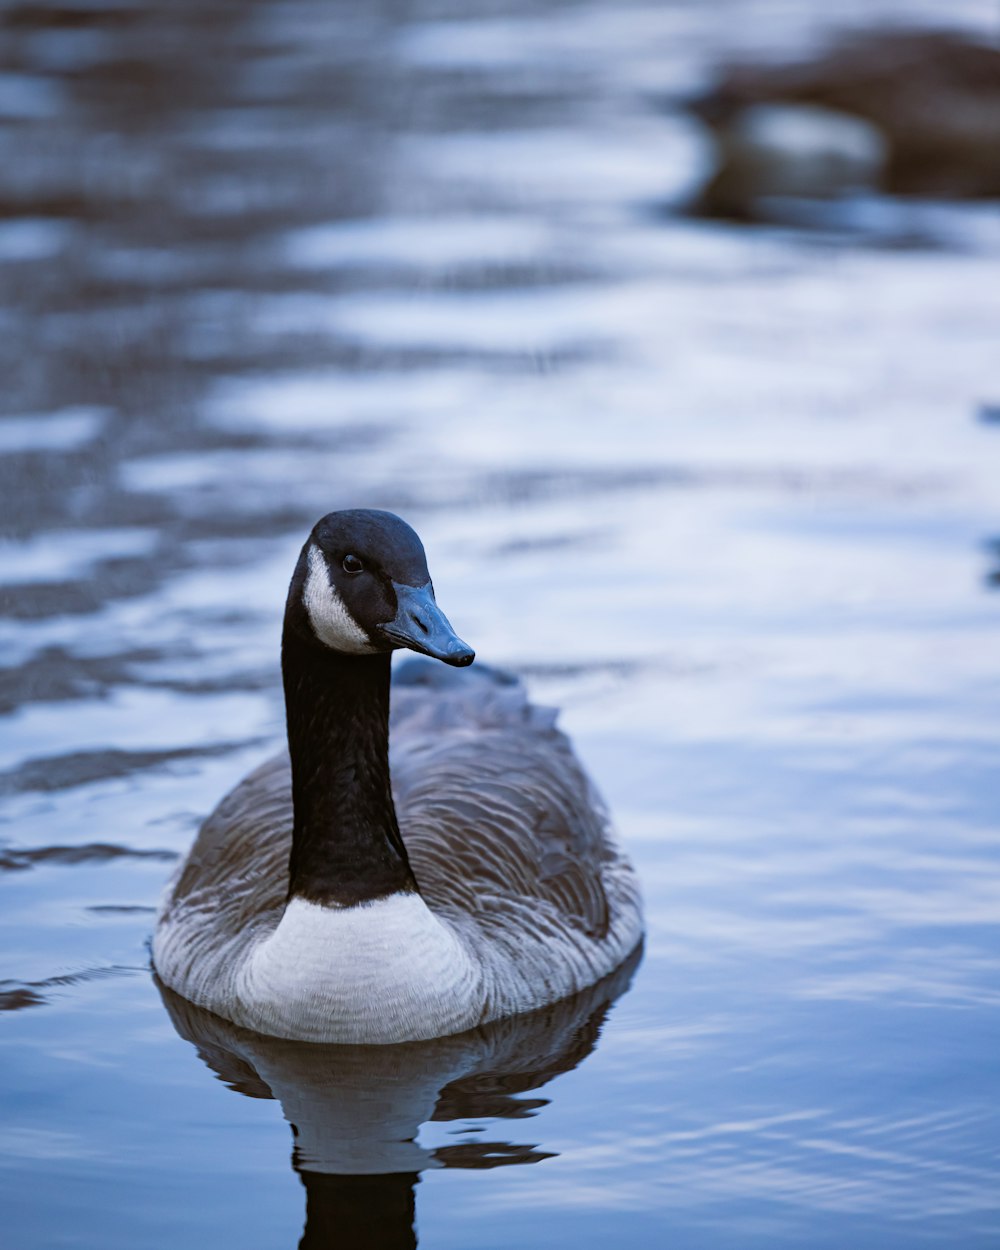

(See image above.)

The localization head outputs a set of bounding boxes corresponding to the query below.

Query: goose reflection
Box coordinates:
[157,949,640,1248]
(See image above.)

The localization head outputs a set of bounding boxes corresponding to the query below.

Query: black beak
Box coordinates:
[378,583,475,667]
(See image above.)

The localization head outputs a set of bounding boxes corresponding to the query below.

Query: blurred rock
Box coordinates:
[690,29,1000,220]
[701,103,886,217]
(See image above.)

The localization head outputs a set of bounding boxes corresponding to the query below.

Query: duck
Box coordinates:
[152,508,642,1044]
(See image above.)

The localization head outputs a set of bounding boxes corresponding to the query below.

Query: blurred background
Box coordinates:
[0,1,999,1247]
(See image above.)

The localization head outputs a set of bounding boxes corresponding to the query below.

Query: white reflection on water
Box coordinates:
[0,529,154,585]
[0,407,106,454]
[284,215,555,271]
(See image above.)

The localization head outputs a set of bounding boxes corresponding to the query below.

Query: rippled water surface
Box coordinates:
[2,1,999,1246]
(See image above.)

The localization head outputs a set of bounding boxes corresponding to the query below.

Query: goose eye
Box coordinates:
[342,554,364,574]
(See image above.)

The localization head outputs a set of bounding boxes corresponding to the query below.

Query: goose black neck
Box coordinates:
[282,627,415,907]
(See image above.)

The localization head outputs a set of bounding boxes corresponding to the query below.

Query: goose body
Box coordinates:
[153,510,642,1043]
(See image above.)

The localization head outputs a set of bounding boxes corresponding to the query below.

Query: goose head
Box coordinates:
[286,509,475,667]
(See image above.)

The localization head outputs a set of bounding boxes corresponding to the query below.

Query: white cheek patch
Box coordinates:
[303,544,374,653]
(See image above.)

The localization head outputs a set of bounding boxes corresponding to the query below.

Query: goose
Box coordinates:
[152,508,642,1043]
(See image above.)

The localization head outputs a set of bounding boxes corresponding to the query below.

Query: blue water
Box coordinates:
[2,0,999,1246]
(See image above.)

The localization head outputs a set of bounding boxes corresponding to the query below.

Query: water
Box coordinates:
[2,0,999,1246]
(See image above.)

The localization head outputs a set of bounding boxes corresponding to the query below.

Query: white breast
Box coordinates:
[233,893,485,1043]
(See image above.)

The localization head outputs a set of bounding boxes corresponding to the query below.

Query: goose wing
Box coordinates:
[388,663,616,940]
[158,752,292,932]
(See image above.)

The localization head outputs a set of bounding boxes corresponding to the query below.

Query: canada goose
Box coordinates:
[153,509,642,1043]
